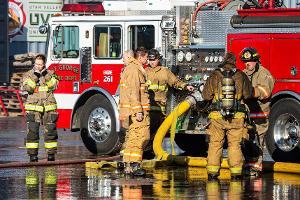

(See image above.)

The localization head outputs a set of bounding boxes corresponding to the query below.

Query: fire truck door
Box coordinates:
[125,21,161,51]
[47,24,81,94]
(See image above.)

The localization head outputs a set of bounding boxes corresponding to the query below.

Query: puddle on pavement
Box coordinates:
[0,165,299,199]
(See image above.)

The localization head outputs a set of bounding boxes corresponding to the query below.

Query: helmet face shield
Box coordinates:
[240,47,260,62]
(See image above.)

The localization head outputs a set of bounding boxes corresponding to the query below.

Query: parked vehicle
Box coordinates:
[42,0,300,162]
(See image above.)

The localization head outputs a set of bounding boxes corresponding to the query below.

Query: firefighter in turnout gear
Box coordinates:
[241,47,275,176]
[22,54,59,162]
[119,48,150,176]
[146,48,194,137]
[202,52,253,180]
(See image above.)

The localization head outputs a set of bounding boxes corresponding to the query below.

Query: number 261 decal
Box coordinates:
[103,75,113,82]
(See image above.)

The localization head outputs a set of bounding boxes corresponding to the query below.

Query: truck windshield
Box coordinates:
[52,26,79,59]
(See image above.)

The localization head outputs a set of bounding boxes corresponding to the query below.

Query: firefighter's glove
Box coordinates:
[186,85,195,92]
[41,69,48,77]
[45,74,52,81]
[33,71,41,79]
[136,112,144,122]
[33,72,41,83]
[46,112,59,123]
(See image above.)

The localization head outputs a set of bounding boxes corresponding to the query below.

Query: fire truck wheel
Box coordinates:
[80,94,121,155]
[266,98,300,163]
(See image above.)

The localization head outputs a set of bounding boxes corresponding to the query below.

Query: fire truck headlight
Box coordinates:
[185,52,193,62]
[209,56,214,63]
[177,51,185,62]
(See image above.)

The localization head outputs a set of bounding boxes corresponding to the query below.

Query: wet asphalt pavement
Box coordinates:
[0,116,300,199]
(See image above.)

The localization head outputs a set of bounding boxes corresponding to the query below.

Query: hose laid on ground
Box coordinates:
[0,155,120,169]
[152,91,300,175]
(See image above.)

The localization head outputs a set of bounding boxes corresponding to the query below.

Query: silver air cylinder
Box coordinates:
[221,74,235,116]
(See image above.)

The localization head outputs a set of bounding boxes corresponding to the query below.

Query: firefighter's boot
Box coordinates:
[208,173,219,181]
[244,167,261,177]
[231,174,242,180]
[124,163,133,175]
[115,162,125,174]
[30,154,38,162]
[131,162,146,176]
[47,154,55,161]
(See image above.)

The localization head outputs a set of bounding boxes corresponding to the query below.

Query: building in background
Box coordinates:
[9,0,63,55]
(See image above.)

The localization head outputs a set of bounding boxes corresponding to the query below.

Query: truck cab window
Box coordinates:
[94,26,122,58]
[128,25,154,50]
[52,26,79,59]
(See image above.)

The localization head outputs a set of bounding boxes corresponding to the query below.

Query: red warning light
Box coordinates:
[62,4,105,14]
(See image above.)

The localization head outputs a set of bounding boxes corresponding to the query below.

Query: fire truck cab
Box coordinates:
[43,1,171,154]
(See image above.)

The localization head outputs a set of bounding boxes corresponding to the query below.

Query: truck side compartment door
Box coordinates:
[270,34,300,80]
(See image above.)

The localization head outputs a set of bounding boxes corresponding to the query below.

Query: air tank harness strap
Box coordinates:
[208,101,247,119]
[209,101,247,113]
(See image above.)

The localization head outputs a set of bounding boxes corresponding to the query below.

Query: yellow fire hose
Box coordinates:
[153,100,191,160]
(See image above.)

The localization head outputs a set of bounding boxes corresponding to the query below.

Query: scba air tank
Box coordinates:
[221,71,236,116]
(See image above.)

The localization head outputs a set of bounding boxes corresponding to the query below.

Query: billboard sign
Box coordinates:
[9,0,63,42]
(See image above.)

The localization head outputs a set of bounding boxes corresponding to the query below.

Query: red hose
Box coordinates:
[258,0,275,8]
[268,0,275,8]
[0,155,120,168]
[192,0,233,33]
[192,2,208,32]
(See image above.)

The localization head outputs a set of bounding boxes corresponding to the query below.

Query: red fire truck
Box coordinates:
[41,0,300,162]
[228,4,300,163]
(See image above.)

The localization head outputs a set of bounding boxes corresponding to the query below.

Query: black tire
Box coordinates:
[80,94,122,155]
[266,98,300,163]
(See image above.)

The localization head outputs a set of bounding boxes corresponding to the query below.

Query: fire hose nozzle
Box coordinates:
[185,90,204,108]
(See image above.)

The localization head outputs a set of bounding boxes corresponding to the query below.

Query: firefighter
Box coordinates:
[146,48,194,137]
[119,48,150,176]
[22,54,59,162]
[241,47,275,176]
[202,52,252,180]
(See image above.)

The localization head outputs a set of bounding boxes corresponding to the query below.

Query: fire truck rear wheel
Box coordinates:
[266,98,300,163]
[80,94,121,155]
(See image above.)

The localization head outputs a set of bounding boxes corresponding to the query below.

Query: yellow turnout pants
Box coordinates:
[123,113,150,163]
[206,118,245,175]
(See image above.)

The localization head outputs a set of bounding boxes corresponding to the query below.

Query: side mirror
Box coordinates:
[39,23,48,34]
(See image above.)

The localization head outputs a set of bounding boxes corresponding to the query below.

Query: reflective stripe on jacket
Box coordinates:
[244,64,275,119]
[22,69,58,113]
[119,57,150,120]
[146,66,187,112]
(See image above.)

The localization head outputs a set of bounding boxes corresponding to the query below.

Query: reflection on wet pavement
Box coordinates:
[0,165,299,199]
[0,116,298,199]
